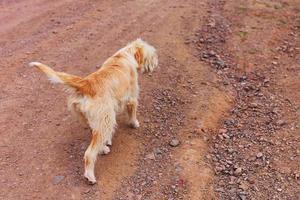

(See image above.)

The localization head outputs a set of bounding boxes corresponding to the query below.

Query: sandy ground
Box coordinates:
[0,0,299,200]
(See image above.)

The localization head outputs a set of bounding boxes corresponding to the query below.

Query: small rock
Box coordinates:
[234,167,242,176]
[256,152,263,158]
[145,152,155,160]
[169,139,180,147]
[218,128,227,134]
[154,148,162,155]
[52,175,64,185]
[83,188,91,194]
[239,181,249,190]
[208,50,216,56]
[216,59,226,68]
[276,120,286,126]
[223,133,230,139]
[239,194,247,200]
[250,103,258,108]
[228,148,234,154]
[215,187,225,192]
[218,134,224,140]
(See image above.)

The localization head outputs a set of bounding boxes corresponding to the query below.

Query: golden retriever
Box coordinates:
[29,39,158,184]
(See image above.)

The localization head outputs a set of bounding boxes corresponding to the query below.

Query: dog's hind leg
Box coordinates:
[126,99,139,128]
[84,129,104,184]
[83,106,116,183]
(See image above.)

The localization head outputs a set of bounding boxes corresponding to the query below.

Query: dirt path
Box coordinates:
[1,0,299,200]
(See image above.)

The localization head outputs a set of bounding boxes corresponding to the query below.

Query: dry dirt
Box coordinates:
[0,0,299,200]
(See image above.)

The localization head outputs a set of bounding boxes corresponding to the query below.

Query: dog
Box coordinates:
[29,38,158,184]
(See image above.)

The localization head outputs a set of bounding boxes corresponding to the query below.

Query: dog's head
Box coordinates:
[130,39,158,73]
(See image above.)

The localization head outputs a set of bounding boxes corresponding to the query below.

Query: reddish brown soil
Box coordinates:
[0,0,299,200]
[195,0,300,199]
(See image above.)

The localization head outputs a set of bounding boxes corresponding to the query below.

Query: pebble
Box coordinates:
[276,120,286,126]
[215,187,225,192]
[169,139,180,147]
[256,152,263,158]
[223,133,230,139]
[239,182,249,190]
[218,128,227,134]
[145,153,155,160]
[239,194,247,200]
[154,148,162,155]
[52,175,64,185]
[83,189,91,194]
[234,167,242,176]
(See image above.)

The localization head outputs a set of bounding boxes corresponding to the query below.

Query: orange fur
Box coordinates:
[29,38,158,184]
[91,132,99,149]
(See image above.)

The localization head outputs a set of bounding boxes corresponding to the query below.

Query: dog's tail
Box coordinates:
[29,62,95,96]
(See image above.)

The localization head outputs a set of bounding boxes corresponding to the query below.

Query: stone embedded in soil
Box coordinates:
[234,167,242,176]
[239,181,249,191]
[169,139,180,147]
[222,133,230,139]
[145,152,155,160]
[239,194,247,200]
[256,152,263,158]
[218,128,227,134]
[208,50,216,56]
[83,189,91,194]
[52,175,64,185]
[215,187,225,193]
[154,148,163,155]
[276,120,286,126]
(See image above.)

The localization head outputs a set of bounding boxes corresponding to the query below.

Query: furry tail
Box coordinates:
[29,62,95,96]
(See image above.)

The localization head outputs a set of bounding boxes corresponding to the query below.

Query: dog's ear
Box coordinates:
[134,47,143,68]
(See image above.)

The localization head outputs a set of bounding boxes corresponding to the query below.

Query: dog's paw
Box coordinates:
[106,140,112,146]
[100,145,110,155]
[84,171,97,185]
[129,120,140,129]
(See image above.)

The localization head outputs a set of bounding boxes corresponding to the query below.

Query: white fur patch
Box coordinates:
[29,61,63,84]
[48,75,63,84]
[28,62,41,67]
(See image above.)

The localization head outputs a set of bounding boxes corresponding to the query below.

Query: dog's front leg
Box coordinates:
[84,130,103,184]
[126,99,139,128]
